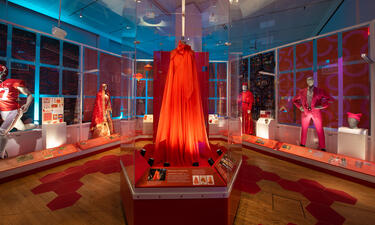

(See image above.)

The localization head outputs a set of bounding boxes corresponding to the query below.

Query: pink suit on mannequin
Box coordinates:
[292,77,334,150]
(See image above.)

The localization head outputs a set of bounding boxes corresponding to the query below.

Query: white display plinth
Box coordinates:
[256,118,276,139]
[337,127,368,160]
[42,122,67,149]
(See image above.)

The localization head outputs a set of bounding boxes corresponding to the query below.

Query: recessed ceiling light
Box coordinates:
[126,25,131,30]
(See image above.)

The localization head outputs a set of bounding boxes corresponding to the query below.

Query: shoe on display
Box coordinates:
[320,148,326,152]
[300,144,305,147]
[24,123,40,130]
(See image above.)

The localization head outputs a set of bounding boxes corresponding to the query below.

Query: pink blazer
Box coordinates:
[292,87,334,111]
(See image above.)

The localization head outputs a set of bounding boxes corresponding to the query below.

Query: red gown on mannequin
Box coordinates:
[90,84,113,138]
[154,41,211,166]
[239,90,254,135]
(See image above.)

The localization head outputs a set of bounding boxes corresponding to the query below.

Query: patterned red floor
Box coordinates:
[31,154,357,225]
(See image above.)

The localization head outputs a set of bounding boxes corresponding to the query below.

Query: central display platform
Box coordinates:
[120,150,242,225]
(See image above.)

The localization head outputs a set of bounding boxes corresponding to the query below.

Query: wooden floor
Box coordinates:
[1,141,375,225]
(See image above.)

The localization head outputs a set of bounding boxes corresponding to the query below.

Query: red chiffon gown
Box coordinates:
[90,84,113,138]
[154,41,211,166]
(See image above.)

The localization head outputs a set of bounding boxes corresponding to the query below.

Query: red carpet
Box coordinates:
[31,153,357,225]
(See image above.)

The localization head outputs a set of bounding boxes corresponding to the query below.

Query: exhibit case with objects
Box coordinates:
[0,1,134,180]
[119,1,243,225]
[240,21,375,185]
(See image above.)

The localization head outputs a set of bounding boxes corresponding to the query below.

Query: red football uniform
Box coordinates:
[0,79,25,111]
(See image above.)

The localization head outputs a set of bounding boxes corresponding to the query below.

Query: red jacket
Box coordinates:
[292,87,333,111]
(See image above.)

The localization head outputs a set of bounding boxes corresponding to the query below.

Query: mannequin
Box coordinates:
[347,112,362,129]
[0,65,36,159]
[90,83,113,138]
[292,76,333,151]
[239,82,254,135]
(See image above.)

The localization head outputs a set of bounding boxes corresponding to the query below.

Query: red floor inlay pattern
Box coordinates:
[237,156,357,225]
[32,154,133,211]
[31,154,357,225]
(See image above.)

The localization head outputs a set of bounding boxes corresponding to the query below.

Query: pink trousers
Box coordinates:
[300,109,325,149]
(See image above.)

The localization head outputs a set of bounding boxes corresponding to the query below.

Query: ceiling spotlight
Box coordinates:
[125,25,131,30]
[79,10,83,18]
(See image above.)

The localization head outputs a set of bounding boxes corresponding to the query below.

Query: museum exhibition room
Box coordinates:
[1,0,375,224]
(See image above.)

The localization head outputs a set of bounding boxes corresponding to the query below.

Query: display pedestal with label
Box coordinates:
[120,151,242,225]
[42,122,67,149]
[256,118,276,139]
[337,127,368,160]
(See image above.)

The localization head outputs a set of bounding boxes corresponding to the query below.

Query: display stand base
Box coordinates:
[120,160,241,225]
[42,122,67,149]
[337,127,368,160]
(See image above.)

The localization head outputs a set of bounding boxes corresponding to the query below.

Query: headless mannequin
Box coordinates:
[292,76,333,151]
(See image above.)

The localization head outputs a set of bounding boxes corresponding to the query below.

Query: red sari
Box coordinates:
[154,41,211,166]
[90,84,113,138]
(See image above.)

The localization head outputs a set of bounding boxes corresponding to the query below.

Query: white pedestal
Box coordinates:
[256,118,276,140]
[42,122,67,149]
[337,127,368,160]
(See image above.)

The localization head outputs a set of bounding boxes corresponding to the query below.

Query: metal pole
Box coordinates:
[369,21,375,161]
[181,0,185,39]
[58,0,62,27]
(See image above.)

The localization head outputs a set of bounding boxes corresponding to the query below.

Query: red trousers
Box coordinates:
[242,110,253,135]
[300,109,325,149]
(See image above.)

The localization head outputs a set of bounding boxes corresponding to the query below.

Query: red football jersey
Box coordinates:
[0,79,25,111]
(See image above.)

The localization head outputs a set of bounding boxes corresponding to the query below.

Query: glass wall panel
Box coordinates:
[12,28,36,62]
[11,62,35,92]
[112,98,121,118]
[40,67,59,95]
[62,70,78,95]
[84,48,98,71]
[277,26,370,132]
[217,63,227,80]
[40,36,60,66]
[83,97,95,123]
[0,23,7,57]
[342,27,370,130]
[99,53,121,96]
[84,73,98,96]
[136,80,146,97]
[63,42,79,69]
[209,63,215,79]
[136,99,145,115]
[147,99,153,114]
[147,80,153,97]
[64,98,79,125]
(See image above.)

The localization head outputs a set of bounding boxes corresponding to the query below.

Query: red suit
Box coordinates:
[154,41,211,166]
[239,90,254,135]
[292,87,333,149]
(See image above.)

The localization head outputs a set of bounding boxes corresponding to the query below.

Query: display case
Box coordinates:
[240,23,375,184]
[0,21,134,180]
[119,1,242,225]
